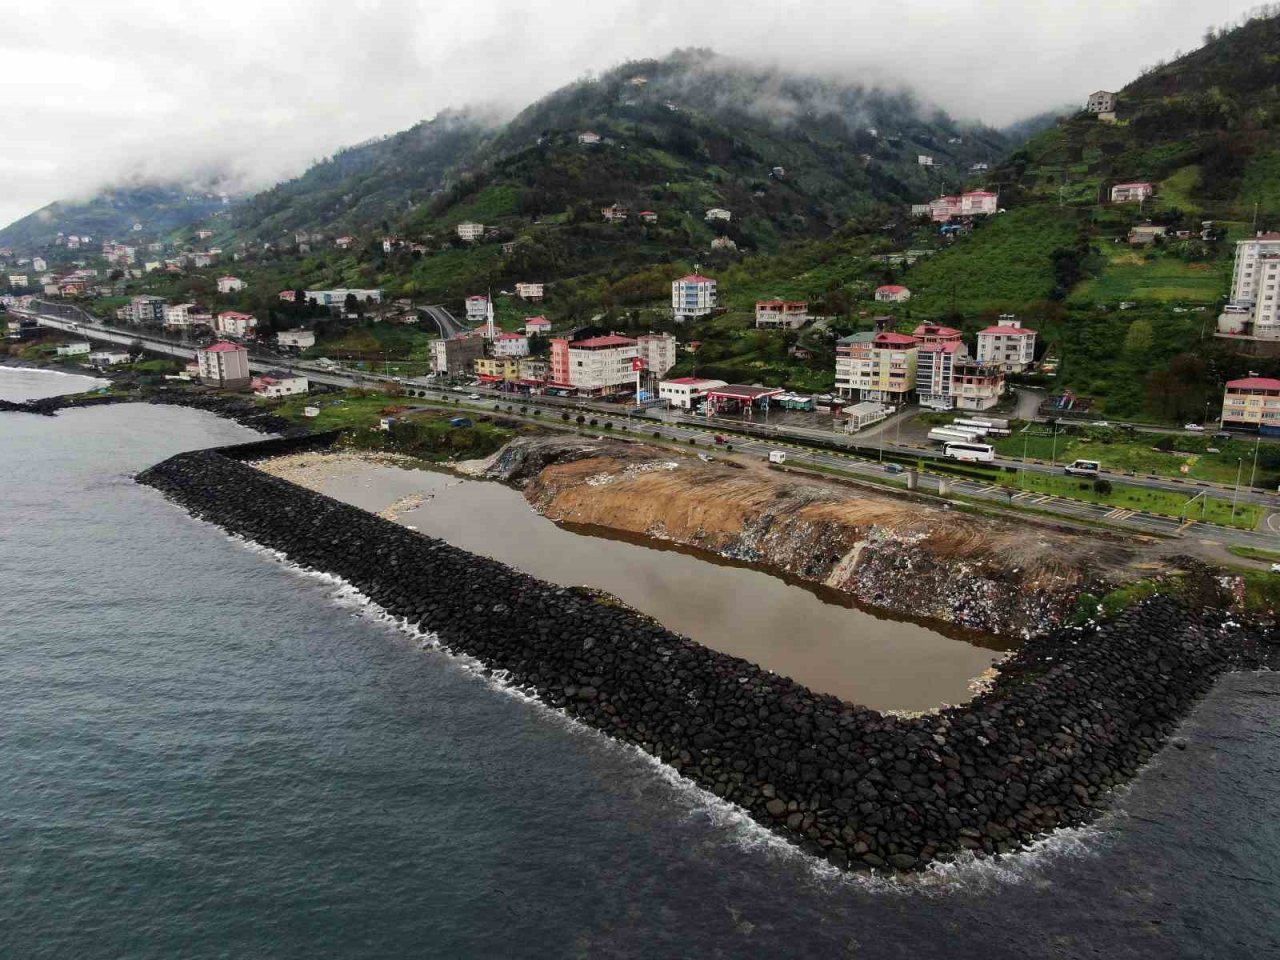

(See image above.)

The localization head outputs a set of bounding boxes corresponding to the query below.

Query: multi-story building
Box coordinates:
[874,285,911,303]
[32,257,46,272]
[912,323,963,345]
[517,356,549,381]
[116,295,167,324]
[1086,90,1117,113]
[196,342,250,388]
[915,341,963,409]
[491,332,530,357]
[636,332,677,377]
[928,190,999,221]
[755,300,808,329]
[431,333,486,377]
[304,288,383,308]
[1111,182,1155,203]
[456,222,485,242]
[475,357,521,381]
[163,302,210,332]
[953,356,1005,411]
[465,295,495,336]
[515,282,544,302]
[976,317,1037,371]
[550,334,639,395]
[1218,234,1280,340]
[601,203,629,223]
[217,276,245,294]
[214,311,258,338]
[1222,377,1280,431]
[672,274,717,321]
[834,331,919,404]
[658,376,728,409]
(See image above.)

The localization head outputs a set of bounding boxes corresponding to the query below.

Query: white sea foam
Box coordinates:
[218,522,1107,894]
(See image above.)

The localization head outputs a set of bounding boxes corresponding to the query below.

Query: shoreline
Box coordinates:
[136,431,1280,874]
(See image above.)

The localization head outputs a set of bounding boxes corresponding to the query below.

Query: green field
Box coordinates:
[993,426,1280,488]
[1003,470,1259,528]
[1071,248,1227,305]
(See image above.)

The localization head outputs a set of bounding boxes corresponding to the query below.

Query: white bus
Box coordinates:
[928,427,978,445]
[1064,458,1100,478]
[944,441,995,462]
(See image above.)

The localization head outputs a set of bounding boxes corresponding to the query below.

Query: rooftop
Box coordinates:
[662,376,725,386]
[979,325,1034,336]
[876,284,908,293]
[676,274,716,283]
[1227,377,1280,390]
[572,334,637,349]
[705,384,785,400]
[202,341,245,353]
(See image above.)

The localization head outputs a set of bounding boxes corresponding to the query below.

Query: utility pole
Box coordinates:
[1232,457,1243,523]
[1249,433,1261,491]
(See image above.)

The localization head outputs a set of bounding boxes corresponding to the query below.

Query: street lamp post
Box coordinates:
[1232,457,1243,523]
[1249,433,1261,491]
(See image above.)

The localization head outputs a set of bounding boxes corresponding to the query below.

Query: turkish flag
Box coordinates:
[631,357,647,371]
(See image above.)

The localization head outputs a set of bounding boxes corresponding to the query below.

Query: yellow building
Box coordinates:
[475,357,521,381]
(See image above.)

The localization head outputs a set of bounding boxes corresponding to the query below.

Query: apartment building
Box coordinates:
[672,274,717,321]
[196,342,250,389]
[754,300,808,330]
[550,334,639,395]
[1222,377,1280,431]
[636,332,677,377]
[834,331,918,404]
[976,317,1037,371]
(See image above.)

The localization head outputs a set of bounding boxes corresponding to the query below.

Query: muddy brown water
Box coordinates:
[266,460,1013,712]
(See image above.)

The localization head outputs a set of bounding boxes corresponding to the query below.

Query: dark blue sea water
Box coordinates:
[2,374,1279,958]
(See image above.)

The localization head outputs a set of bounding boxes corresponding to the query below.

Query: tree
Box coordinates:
[1124,318,1154,353]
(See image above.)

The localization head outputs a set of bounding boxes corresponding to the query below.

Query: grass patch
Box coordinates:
[1009,470,1259,528]
[1227,545,1280,563]
[1071,248,1228,305]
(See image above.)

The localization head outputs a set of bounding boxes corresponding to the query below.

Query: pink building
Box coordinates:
[912,324,963,345]
[1111,182,1155,203]
[929,190,998,221]
[874,285,912,303]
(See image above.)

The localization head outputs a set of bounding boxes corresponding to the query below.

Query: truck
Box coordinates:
[928,427,978,445]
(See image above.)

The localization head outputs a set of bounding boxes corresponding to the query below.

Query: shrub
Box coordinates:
[576,415,586,425]
[561,412,570,421]
[653,431,661,438]
[603,421,612,430]
[589,418,598,427]
[1093,477,1113,495]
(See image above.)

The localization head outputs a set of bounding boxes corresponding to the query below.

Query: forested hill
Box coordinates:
[228,50,1010,250]
[0,183,230,249]
[997,11,1280,219]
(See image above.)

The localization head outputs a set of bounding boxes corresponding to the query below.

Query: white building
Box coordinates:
[755,300,808,330]
[976,317,1037,372]
[1086,90,1117,114]
[217,276,245,294]
[1218,233,1280,340]
[252,371,309,398]
[117,295,167,324]
[456,222,485,242]
[523,316,552,336]
[277,329,316,350]
[55,342,91,357]
[835,332,919,404]
[704,208,732,222]
[917,155,934,166]
[874,285,911,303]
[659,377,727,409]
[515,282,544,302]
[32,257,46,272]
[465,295,495,336]
[89,350,131,365]
[163,303,203,331]
[551,335,639,394]
[491,332,530,357]
[214,311,258,338]
[601,204,628,223]
[636,332,677,378]
[577,131,602,144]
[7,275,28,288]
[672,274,717,321]
[197,342,251,388]
[304,288,383,308]
[1110,182,1155,203]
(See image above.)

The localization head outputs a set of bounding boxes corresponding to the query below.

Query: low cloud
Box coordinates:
[0,0,1258,227]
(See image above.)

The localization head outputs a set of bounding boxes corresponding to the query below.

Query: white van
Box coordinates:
[1064,459,1100,478]
[768,450,787,464]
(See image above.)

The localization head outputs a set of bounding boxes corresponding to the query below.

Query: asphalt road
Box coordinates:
[17,302,1280,548]
[419,304,466,339]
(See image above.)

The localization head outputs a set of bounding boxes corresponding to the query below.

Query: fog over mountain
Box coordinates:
[0,0,1259,227]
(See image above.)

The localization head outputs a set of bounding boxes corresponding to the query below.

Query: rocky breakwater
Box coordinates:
[137,439,1275,874]
[0,388,304,435]
[491,436,1145,638]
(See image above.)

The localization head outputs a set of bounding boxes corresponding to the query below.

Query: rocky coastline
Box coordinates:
[136,433,1278,874]
[0,387,305,435]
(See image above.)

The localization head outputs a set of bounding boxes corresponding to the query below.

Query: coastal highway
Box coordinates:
[17,303,1280,547]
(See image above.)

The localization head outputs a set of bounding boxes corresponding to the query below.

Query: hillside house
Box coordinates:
[917,155,934,166]
[1111,182,1155,203]
[672,274,717,321]
[928,190,998,222]
[305,288,383,308]
[658,377,727,410]
[704,208,732,222]
[835,332,919,404]
[214,310,258,338]
[334,236,355,250]
[456,221,485,242]
[1086,90,1117,114]
[55,342,91,357]
[1128,224,1168,245]
[465,294,494,332]
[515,282,544,302]
[196,342,250,388]
[639,211,658,223]
[874,285,911,303]
[88,350,131,366]
[217,276,245,294]
[710,237,737,251]
[523,316,552,336]
[1217,234,1280,340]
[252,371,309,398]
[1222,377,1280,431]
[601,204,629,223]
[976,317,1037,371]
[755,300,808,330]
[276,329,316,350]
[577,131,601,145]
[117,295,167,324]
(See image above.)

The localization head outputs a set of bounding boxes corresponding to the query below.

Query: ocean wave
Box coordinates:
[223,528,1107,894]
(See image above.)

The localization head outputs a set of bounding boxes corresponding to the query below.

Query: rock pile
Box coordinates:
[137,435,1274,873]
[1,389,304,435]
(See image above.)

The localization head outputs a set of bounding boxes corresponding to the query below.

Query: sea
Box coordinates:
[1,366,1278,959]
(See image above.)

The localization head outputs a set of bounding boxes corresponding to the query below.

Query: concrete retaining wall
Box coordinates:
[136,436,1270,873]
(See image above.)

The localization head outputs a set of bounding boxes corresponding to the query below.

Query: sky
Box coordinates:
[0,0,1262,228]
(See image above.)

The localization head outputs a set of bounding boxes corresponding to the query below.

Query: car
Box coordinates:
[451,386,466,393]
[713,434,728,444]
[468,393,481,400]
[884,463,905,474]
[1271,562,1280,574]
[1185,423,1205,432]
[1093,421,1111,428]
